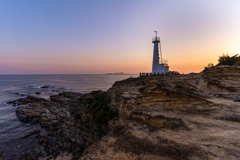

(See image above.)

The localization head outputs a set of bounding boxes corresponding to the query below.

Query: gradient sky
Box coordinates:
[0,0,239,74]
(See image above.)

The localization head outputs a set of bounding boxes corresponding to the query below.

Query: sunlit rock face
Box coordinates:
[16,65,240,159]
[80,65,240,160]
[198,65,240,99]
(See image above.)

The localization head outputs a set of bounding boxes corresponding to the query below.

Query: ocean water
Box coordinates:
[0,74,136,159]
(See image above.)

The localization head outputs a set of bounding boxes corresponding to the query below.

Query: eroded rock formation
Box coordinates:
[16,65,240,160]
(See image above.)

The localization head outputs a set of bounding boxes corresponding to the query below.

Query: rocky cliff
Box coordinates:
[16,65,240,160]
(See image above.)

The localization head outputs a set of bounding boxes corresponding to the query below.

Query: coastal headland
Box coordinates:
[15,65,240,160]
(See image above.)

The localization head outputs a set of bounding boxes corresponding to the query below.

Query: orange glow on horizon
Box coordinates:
[1,50,238,75]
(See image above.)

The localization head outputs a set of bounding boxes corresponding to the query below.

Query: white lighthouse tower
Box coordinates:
[152,31,169,75]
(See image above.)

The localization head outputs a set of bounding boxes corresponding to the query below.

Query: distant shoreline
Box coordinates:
[105,72,124,75]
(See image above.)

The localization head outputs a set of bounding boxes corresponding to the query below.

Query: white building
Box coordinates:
[152,31,169,75]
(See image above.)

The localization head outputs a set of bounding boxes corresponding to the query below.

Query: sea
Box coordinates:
[0,74,136,159]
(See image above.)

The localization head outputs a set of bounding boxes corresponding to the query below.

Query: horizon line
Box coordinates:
[0,73,138,76]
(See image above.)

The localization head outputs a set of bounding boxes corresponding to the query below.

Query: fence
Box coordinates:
[139,72,169,77]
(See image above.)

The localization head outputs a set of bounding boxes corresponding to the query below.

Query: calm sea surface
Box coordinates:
[0,74,136,159]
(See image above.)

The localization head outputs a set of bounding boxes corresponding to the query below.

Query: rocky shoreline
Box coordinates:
[14,65,240,159]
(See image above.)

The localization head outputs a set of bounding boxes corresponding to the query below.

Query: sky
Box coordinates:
[0,0,239,74]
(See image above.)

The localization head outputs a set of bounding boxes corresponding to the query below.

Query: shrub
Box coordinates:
[218,54,240,66]
[203,63,214,72]
[202,54,240,72]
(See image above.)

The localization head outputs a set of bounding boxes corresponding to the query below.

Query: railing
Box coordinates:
[139,72,169,77]
[159,59,168,66]
[152,37,160,42]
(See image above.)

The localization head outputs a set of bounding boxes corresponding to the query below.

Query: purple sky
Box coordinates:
[0,0,239,74]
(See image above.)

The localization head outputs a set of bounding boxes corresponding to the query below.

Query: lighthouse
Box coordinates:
[152,31,169,75]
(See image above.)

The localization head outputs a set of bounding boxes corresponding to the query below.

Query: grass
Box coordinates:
[85,91,116,127]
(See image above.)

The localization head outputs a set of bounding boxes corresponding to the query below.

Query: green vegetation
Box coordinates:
[203,54,240,72]
[85,91,116,126]
[218,54,240,66]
